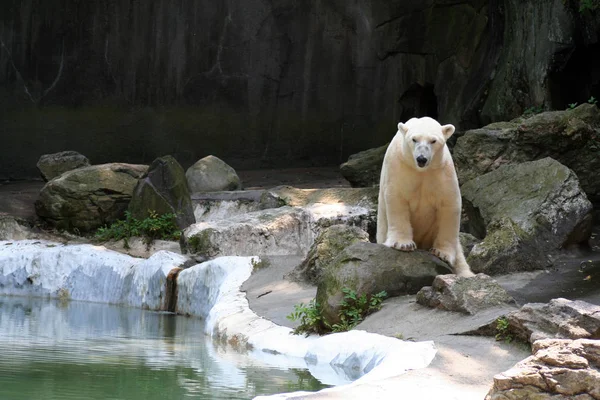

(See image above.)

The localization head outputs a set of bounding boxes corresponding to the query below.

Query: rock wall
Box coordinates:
[1,0,598,179]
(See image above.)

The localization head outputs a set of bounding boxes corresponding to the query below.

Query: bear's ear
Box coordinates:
[441,124,455,140]
[397,123,409,135]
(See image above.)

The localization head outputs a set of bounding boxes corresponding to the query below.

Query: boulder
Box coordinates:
[185,155,242,193]
[316,242,452,326]
[461,158,593,274]
[35,163,148,232]
[182,206,314,258]
[454,104,600,205]
[339,144,387,188]
[129,155,195,230]
[459,232,480,258]
[0,214,37,240]
[287,224,370,284]
[486,338,600,400]
[502,298,600,345]
[416,274,515,315]
[36,151,90,181]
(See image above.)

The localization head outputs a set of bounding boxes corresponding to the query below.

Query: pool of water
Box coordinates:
[0,297,329,400]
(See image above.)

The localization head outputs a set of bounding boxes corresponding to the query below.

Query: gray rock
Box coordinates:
[34,163,148,232]
[182,206,314,258]
[486,338,600,400]
[185,155,242,193]
[416,273,515,315]
[455,104,600,206]
[459,232,480,258]
[0,214,36,240]
[462,158,593,274]
[339,145,387,188]
[36,151,90,181]
[129,155,195,230]
[287,224,369,284]
[316,242,452,326]
[503,298,600,345]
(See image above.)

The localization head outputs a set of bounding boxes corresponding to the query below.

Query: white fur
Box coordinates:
[376,117,474,277]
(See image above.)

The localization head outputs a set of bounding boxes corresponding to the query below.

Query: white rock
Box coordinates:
[0,240,437,397]
[0,240,186,309]
[176,255,437,390]
[183,207,315,257]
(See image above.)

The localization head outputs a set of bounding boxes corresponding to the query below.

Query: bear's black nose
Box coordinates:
[416,156,428,167]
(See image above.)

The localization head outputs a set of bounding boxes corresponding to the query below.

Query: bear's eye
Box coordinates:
[412,138,417,143]
[430,139,437,144]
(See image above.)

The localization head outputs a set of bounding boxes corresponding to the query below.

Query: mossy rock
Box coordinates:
[129,155,195,230]
[287,224,369,284]
[462,158,593,274]
[185,155,242,193]
[34,163,148,232]
[340,144,388,188]
[316,242,452,326]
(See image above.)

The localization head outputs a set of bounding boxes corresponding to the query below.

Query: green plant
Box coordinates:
[522,105,543,117]
[251,257,271,271]
[287,289,388,336]
[330,289,387,332]
[568,102,578,109]
[95,210,181,248]
[495,316,513,343]
[287,299,327,336]
[579,0,600,12]
[588,96,598,105]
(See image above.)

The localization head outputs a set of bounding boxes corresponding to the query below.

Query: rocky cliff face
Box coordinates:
[0,0,598,179]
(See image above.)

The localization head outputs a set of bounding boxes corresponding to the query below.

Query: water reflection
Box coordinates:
[0,298,328,400]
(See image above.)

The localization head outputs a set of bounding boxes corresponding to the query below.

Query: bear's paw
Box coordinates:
[384,239,417,252]
[430,247,455,266]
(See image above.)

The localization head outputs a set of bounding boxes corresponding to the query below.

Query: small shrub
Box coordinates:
[588,96,598,105]
[331,288,387,333]
[522,105,543,117]
[579,0,600,12]
[251,257,271,271]
[568,102,578,109]
[287,299,327,336]
[286,288,388,336]
[495,316,513,343]
[95,210,181,247]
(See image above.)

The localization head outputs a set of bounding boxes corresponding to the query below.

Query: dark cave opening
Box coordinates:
[398,83,439,123]
[548,42,600,110]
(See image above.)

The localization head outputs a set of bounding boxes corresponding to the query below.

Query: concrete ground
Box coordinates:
[243,249,600,399]
[243,256,532,399]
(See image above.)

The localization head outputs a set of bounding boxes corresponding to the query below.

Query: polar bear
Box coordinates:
[376,117,474,277]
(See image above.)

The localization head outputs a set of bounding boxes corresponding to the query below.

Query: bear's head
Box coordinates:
[398,117,455,170]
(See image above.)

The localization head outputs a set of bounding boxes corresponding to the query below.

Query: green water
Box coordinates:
[0,298,328,400]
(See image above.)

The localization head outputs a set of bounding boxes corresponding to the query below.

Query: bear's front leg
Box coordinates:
[383,196,416,251]
[431,205,460,266]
